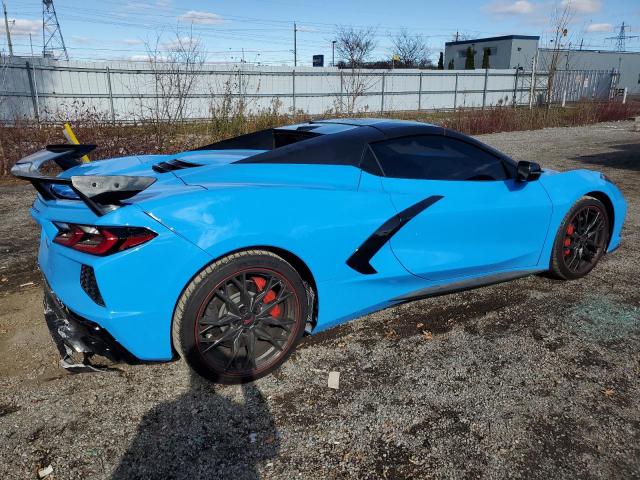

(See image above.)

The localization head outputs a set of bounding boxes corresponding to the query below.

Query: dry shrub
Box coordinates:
[0,100,636,176]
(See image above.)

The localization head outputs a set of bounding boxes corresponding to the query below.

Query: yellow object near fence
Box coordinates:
[63,123,90,163]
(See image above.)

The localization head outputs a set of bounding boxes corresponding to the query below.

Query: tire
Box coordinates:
[172,250,308,383]
[549,196,610,280]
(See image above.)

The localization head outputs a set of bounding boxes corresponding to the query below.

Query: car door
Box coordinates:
[369,134,553,281]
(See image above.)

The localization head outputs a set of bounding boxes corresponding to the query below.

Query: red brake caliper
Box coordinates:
[251,276,282,317]
[564,224,575,256]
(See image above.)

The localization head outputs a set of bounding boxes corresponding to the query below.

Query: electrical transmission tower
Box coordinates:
[606,22,638,52]
[42,0,68,60]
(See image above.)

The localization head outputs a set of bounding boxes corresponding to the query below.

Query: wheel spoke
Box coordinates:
[200,326,241,354]
[258,291,293,316]
[245,331,257,369]
[215,288,241,315]
[230,273,249,306]
[260,315,295,331]
[255,326,285,351]
[224,332,243,370]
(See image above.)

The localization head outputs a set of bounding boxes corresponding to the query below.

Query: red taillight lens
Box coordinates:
[53,223,157,256]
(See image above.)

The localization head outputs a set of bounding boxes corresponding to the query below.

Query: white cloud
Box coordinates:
[72,36,93,45]
[561,0,601,14]
[161,36,200,51]
[129,54,168,62]
[178,10,223,25]
[485,0,534,15]
[2,18,40,36]
[121,38,143,46]
[585,22,612,32]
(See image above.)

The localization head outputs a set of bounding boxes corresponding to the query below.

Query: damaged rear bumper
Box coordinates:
[44,282,137,367]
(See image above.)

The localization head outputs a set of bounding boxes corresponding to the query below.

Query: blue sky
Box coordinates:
[3,0,639,64]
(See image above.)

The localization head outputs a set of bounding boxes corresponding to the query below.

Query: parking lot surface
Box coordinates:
[1,121,638,479]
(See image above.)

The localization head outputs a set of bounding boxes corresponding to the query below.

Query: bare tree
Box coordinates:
[544,2,573,105]
[335,25,377,68]
[141,27,205,143]
[390,28,433,68]
[335,26,377,113]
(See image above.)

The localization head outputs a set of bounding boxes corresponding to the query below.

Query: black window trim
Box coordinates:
[366,133,516,181]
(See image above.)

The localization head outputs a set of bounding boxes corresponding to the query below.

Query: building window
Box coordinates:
[483,47,497,56]
[517,47,522,51]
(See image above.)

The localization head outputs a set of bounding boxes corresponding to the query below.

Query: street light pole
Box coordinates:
[332,40,336,67]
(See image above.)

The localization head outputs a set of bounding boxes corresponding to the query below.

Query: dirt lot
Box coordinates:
[1,121,639,479]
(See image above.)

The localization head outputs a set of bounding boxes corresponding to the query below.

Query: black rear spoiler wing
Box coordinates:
[10,144,156,216]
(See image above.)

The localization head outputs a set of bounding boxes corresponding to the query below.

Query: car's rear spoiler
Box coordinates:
[10,144,156,216]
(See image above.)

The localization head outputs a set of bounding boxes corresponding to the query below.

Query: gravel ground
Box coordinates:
[1,121,639,479]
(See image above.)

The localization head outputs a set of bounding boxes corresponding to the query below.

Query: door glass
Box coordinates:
[370,135,508,181]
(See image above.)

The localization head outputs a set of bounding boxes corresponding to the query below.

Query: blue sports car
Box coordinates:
[12,119,627,383]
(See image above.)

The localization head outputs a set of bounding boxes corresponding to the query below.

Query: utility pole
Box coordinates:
[2,1,13,57]
[332,40,336,67]
[455,30,459,42]
[29,33,34,56]
[293,21,297,67]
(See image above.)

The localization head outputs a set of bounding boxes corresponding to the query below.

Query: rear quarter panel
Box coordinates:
[136,167,426,330]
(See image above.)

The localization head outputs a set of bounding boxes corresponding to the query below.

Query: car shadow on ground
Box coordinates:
[111,371,279,480]
[571,143,640,172]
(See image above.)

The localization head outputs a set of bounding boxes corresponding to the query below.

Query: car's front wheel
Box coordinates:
[549,196,610,280]
[172,250,308,383]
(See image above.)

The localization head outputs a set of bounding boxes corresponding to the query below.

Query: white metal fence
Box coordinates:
[0,58,619,122]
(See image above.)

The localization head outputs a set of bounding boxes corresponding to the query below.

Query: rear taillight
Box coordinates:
[53,222,157,256]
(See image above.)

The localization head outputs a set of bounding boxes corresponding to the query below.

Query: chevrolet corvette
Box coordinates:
[12,119,627,382]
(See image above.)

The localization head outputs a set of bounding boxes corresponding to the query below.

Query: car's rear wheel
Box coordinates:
[172,250,308,383]
[549,196,610,280]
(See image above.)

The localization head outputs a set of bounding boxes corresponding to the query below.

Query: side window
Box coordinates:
[370,135,508,181]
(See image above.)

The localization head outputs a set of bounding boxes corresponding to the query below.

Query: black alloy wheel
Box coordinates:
[173,250,308,383]
[550,196,610,280]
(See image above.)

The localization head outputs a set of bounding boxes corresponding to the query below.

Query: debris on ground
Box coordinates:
[328,371,340,390]
[37,465,53,478]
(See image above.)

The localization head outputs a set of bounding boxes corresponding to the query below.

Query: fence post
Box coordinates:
[562,90,567,107]
[25,61,40,122]
[453,72,459,111]
[418,72,423,111]
[622,87,627,104]
[106,66,116,125]
[482,68,489,109]
[512,68,519,108]
[529,49,538,109]
[380,72,385,113]
[292,69,296,116]
[339,70,343,112]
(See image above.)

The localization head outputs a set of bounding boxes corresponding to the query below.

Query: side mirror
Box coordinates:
[516,161,542,182]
